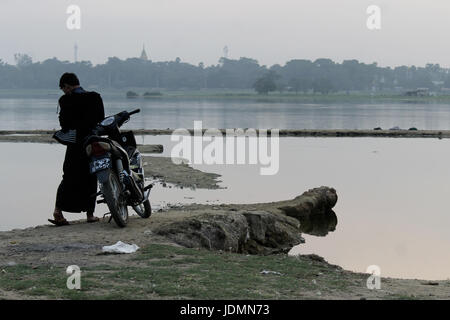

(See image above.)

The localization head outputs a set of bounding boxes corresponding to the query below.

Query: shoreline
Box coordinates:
[3,89,450,102]
[1,140,448,299]
[0,202,448,299]
[0,184,449,299]
[1,129,450,139]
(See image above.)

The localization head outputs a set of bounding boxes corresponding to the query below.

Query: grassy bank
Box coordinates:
[3,88,450,103]
[0,243,420,300]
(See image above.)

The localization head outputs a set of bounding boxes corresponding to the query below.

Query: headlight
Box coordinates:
[100,116,115,126]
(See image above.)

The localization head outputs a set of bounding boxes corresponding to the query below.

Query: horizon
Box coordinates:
[2,1,450,69]
[2,53,448,70]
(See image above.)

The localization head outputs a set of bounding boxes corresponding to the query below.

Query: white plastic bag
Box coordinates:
[102,241,140,254]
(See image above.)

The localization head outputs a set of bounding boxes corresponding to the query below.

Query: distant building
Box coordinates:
[140,44,148,61]
[74,43,78,63]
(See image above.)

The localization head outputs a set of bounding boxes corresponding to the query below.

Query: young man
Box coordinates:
[49,73,105,226]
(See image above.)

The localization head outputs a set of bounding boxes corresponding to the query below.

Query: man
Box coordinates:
[48,73,105,226]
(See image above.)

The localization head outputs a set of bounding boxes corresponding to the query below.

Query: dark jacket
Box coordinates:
[55,88,105,213]
[58,88,105,142]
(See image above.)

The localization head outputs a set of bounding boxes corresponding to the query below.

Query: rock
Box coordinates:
[278,187,338,222]
[153,212,248,252]
[421,281,439,286]
[153,209,306,255]
[153,187,337,255]
[241,211,304,254]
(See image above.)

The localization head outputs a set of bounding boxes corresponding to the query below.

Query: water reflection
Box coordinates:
[298,209,338,237]
[142,135,450,280]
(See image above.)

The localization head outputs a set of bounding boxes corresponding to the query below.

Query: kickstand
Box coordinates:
[103,212,113,223]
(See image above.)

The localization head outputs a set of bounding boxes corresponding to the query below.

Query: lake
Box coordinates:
[1,136,450,281]
[2,96,450,130]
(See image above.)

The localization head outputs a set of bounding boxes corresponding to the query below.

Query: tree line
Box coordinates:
[1,54,450,94]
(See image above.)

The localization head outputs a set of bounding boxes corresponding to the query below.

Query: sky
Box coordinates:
[1,0,450,68]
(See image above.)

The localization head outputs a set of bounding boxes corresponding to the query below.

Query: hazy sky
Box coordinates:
[1,0,450,67]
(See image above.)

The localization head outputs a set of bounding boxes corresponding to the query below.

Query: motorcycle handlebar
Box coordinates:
[129,109,140,116]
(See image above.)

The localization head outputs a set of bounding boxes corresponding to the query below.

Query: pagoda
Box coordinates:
[140,44,148,61]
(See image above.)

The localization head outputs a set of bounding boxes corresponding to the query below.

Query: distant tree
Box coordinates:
[289,78,311,94]
[253,71,280,94]
[312,78,334,94]
[14,53,32,68]
[2,53,450,92]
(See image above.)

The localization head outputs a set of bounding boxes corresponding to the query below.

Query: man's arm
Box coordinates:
[80,92,105,135]
[58,96,70,131]
[95,93,105,123]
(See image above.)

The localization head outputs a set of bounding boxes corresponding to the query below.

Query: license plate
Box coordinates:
[90,157,111,173]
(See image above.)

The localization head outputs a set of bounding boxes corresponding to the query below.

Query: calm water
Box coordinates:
[1,137,450,281]
[1,96,450,280]
[2,97,450,130]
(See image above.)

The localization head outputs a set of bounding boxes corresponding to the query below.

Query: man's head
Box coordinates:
[59,73,80,94]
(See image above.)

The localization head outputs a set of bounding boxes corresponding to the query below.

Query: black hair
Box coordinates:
[59,73,80,88]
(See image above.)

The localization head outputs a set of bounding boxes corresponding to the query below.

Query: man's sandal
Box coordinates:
[48,218,70,226]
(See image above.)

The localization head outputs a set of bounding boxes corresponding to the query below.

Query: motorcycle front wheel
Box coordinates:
[101,170,128,227]
[132,199,151,218]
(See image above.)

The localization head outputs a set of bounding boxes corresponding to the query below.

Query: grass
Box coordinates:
[0,244,352,300]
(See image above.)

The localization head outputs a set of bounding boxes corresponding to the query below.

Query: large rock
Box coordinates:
[277,187,338,237]
[241,211,304,254]
[277,187,338,221]
[153,211,248,252]
[153,187,337,254]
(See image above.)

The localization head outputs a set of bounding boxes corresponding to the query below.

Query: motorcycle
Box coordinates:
[83,109,152,227]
